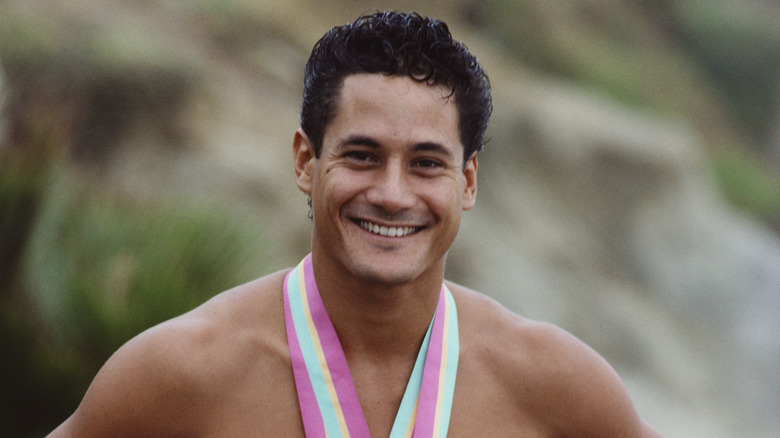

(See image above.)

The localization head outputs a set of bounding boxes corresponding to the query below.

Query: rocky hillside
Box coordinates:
[1,0,779,436]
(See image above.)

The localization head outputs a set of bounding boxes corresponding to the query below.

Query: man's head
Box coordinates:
[300,11,492,164]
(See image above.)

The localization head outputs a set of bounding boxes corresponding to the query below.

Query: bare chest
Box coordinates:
[194,357,550,437]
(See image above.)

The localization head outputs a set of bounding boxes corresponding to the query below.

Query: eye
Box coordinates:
[344,150,367,160]
[343,150,377,165]
[412,158,444,170]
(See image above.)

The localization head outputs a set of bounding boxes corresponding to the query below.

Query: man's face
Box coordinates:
[294,73,477,287]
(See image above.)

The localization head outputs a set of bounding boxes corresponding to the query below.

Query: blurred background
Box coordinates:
[1,0,778,436]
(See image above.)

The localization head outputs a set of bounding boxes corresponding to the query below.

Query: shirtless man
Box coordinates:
[50,11,662,437]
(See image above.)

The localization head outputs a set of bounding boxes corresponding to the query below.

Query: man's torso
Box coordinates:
[139,270,557,437]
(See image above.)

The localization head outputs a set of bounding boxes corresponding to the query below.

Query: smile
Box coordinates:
[358,220,421,237]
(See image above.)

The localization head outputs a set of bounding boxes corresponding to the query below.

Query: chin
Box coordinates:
[348,262,419,286]
[346,250,444,287]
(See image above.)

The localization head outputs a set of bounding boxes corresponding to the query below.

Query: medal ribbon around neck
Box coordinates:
[283,253,459,438]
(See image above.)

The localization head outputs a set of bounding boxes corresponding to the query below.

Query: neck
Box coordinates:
[309,249,445,360]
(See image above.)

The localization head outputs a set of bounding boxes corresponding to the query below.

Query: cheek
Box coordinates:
[425,181,465,217]
[315,171,364,208]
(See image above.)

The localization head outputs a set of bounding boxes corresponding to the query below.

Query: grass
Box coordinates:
[1,153,269,434]
[712,150,780,226]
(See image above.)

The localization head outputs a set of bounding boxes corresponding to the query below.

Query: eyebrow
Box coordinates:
[341,135,454,158]
[341,135,381,149]
[411,142,454,158]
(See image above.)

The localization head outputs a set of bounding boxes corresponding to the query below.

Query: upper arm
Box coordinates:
[47,322,206,437]
[48,340,157,437]
[522,322,662,437]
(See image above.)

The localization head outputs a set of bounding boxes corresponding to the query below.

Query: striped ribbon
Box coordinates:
[283,254,459,437]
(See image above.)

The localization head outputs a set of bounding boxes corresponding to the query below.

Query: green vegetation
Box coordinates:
[674,0,780,144]
[713,150,780,226]
[0,149,268,435]
[470,0,780,151]
[467,0,780,229]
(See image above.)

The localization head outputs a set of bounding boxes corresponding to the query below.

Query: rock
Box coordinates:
[451,73,780,437]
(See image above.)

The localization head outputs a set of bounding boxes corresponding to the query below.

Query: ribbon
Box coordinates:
[283,254,459,437]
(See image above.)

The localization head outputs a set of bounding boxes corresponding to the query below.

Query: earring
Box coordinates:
[307,196,313,220]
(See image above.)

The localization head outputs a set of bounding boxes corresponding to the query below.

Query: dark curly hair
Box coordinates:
[300,11,492,163]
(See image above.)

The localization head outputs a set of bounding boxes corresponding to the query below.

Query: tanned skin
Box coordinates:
[50,74,662,437]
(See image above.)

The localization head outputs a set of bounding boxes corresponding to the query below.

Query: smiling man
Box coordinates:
[297,73,473,288]
[50,11,662,437]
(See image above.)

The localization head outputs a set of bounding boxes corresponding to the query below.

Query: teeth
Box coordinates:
[360,221,418,237]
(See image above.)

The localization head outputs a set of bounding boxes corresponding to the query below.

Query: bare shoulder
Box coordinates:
[49,270,292,437]
[447,282,662,437]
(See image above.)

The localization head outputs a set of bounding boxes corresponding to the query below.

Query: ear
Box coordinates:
[293,129,316,194]
[462,154,478,210]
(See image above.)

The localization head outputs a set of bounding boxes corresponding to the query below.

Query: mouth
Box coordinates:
[357,220,423,238]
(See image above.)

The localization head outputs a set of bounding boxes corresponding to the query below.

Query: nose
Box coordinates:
[364,163,416,213]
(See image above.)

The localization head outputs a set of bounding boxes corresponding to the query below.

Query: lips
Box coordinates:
[358,220,422,237]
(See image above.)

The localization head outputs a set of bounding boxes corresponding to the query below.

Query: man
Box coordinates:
[50,11,662,437]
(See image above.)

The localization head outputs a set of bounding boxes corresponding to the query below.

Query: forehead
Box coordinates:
[325,74,462,155]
